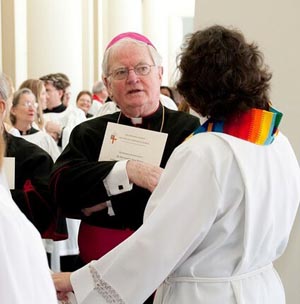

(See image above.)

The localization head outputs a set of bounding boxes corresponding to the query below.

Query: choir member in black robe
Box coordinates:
[5,131,67,240]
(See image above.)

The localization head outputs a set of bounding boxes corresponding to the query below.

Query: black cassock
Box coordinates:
[5,132,67,240]
[51,105,199,303]
[51,104,200,230]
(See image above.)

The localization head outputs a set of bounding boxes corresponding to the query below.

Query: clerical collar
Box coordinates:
[117,103,165,132]
[189,107,282,145]
[131,117,143,125]
[17,126,39,136]
[43,103,66,113]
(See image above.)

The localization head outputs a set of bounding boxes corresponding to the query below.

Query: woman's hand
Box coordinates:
[45,121,62,142]
[52,272,73,301]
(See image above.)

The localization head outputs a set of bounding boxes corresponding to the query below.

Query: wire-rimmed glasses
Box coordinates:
[108,64,156,80]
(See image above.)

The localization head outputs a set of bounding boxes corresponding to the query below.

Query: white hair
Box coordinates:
[102,38,163,77]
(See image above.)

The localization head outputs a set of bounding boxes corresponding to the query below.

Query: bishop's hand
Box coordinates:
[126,160,163,192]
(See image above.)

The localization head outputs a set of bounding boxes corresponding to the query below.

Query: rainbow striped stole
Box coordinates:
[190,107,282,145]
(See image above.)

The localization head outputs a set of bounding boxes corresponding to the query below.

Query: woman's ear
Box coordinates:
[9,105,16,117]
[0,99,6,118]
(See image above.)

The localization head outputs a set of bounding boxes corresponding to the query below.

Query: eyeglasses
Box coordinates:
[19,101,37,109]
[108,64,155,80]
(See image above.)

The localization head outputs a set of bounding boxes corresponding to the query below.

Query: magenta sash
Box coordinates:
[78,222,134,263]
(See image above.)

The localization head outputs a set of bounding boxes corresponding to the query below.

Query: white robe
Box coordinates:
[43,105,86,150]
[88,99,104,116]
[0,172,57,303]
[70,131,300,304]
[21,130,61,161]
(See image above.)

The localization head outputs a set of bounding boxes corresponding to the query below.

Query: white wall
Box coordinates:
[163,0,195,85]
[194,1,300,303]
[1,0,27,86]
[26,0,83,104]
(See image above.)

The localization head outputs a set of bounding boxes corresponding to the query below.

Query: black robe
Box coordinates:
[5,132,67,239]
[51,105,200,230]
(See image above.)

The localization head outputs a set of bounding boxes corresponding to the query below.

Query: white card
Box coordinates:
[99,122,168,166]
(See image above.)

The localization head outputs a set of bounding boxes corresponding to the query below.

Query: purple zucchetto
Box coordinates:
[105,32,156,50]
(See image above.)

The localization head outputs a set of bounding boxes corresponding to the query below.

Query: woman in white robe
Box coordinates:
[53,26,300,304]
[10,88,60,161]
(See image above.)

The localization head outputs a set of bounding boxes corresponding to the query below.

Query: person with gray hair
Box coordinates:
[51,31,199,303]
[88,80,109,116]
[92,80,107,96]
[10,87,60,161]
[0,72,58,303]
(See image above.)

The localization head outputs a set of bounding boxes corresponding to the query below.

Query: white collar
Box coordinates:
[130,117,143,125]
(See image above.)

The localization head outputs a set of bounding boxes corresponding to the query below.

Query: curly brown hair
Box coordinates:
[176,25,272,121]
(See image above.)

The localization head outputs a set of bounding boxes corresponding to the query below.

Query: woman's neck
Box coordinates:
[14,121,32,133]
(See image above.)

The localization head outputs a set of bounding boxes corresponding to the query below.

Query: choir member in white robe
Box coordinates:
[9,87,60,161]
[56,129,300,304]
[52,26,300,304]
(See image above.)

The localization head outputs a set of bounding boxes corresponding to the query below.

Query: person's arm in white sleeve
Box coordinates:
[66,139,226,303]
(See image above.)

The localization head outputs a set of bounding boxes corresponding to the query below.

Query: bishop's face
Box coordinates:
[105,42,163,118]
